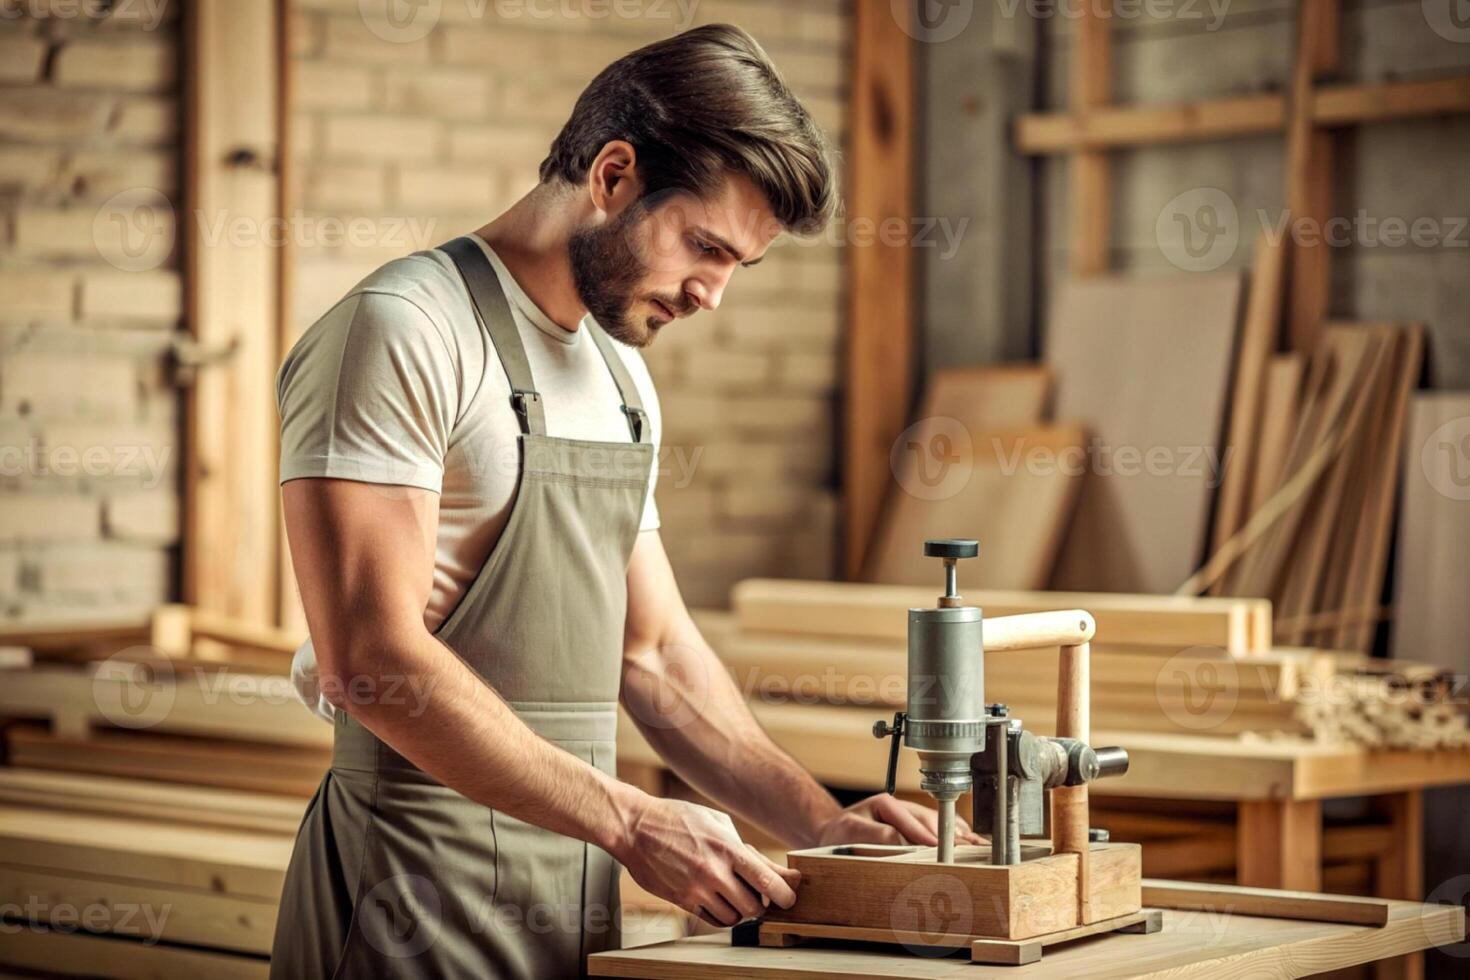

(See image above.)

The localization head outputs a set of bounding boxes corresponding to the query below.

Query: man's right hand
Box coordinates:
[615,796,800,928]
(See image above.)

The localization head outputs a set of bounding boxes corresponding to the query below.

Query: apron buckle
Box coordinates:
[511,388,542,431]
[620,404,647,442]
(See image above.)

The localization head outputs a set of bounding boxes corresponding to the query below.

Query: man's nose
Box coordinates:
[685,274,728,312]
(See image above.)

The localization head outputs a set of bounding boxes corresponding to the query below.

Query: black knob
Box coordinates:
[924,538,979,560]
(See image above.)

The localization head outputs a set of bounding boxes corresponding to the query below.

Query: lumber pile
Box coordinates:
[704,581,1470,749]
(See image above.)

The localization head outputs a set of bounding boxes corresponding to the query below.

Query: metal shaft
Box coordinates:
[937,797,956,864]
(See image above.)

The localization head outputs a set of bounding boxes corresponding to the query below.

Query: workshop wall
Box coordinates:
[1033,0,1470,387]
[288,0,850,609]
[0,3,182,623]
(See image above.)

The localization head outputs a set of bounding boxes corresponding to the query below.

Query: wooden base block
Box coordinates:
[763,842,1141,942]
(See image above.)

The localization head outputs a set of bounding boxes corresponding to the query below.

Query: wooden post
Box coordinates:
[184,0,285,623]
[1373,790,1425,980]
[842,0,915,579]
[1283,0,1340,351]
[1070,2,1112,274]
[1237,798,1323,892]
[1055,641,1091,923]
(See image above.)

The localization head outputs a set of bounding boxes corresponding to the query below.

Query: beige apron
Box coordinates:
[270,236,654,979]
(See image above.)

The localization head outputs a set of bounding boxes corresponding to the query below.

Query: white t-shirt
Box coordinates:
[277,236,661,719]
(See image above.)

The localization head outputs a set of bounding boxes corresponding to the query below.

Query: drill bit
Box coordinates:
[937,797,956,864]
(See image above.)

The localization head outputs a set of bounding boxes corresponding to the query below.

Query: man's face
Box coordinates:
[568,172,782,348]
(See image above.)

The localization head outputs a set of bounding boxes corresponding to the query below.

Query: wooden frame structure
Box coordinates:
[1014,0,1470,352]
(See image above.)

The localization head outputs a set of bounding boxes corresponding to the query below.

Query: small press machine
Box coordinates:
[751,539,1158,965]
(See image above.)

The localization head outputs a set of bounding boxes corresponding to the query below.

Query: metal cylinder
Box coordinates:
[905,606,986,757]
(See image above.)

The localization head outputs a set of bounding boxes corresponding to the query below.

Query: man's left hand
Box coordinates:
[815,794,985,847]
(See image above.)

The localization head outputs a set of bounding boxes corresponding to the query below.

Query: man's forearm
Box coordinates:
[623,617,842,848]
[328,627,644,855]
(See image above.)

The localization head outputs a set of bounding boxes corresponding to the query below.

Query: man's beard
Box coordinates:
[567,204,683,349]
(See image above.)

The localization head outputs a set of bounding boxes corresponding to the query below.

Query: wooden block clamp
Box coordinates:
[757,539,1138,965]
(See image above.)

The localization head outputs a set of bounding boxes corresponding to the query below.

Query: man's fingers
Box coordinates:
[953,813,985,844]
[734,846,797,909]
[761,851,802,888]
[714,869,766,921]
[697,892,744,927]
[877,796,939,846]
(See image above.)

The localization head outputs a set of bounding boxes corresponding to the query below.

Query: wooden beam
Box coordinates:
[184,0,285,623]
[1069,2,1112,274]
[1014,76,1470,155]
[842,0,914,579]
[1283,0,1340,351]
[1238,798,1323,892]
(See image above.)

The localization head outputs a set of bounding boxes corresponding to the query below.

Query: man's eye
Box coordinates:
[692,239,717,256]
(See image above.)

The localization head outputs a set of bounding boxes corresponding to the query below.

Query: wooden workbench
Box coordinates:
[617,703,1470,979]
[588,891,1465,979]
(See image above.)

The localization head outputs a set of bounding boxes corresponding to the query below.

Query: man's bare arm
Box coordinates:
[283,478,796,925]
[621,531,984,849]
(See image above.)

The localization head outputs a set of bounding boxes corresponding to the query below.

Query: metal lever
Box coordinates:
[872,711,906,795]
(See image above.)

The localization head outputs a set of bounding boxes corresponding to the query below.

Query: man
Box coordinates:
[271,24,978,978]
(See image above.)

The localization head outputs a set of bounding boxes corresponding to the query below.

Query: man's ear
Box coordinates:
[586,140,643,218]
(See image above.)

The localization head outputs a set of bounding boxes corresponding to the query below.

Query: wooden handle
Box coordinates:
[1054,641,1092,923]
[984,610,1096,652]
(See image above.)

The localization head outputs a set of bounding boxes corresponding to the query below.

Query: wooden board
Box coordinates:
[0,927,268,980]
[864,426,1085,590]
[5,725,328,797]
[0,768,308,835]
[843,0,914,579]
[1045,273,1244,594]
[185,0,284,623]
[1392,393,1470,672]
[588,900,1465,978]
[1210,233,1285,564]
[731,579,1269,654]
[764,843,1141,941]
[913,364,1052,435]
[1141,879,1388,926]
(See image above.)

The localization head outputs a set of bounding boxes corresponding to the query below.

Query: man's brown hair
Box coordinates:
[540,24,838,234]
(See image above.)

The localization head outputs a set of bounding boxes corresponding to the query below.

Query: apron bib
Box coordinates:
[271,236,654,979]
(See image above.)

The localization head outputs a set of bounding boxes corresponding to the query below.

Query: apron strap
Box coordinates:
[441,236,546,436]
[585,320,652,445]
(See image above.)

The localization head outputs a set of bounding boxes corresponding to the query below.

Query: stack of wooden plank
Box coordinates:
[707,581,1469,749]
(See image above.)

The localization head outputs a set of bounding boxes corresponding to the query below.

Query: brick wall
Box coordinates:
[289,0,850,608]
[0,0,182,623]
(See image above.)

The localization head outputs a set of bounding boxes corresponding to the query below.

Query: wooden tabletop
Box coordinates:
[618,703,1470,802]
[589,898,1465,979]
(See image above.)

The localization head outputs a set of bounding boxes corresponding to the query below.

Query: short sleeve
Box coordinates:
[277,290,460,492]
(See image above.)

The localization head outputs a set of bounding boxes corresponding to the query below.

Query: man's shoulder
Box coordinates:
[346,249,467,321]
